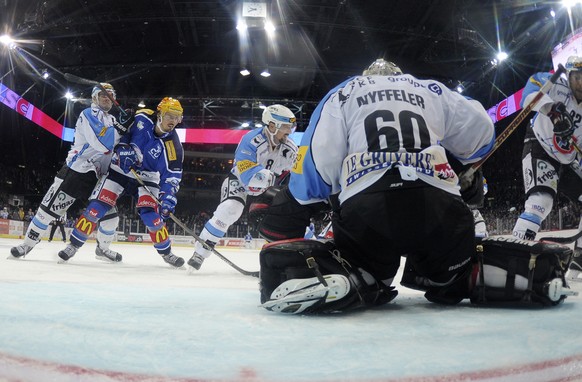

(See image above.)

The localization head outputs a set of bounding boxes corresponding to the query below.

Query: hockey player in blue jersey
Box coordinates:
[512,56,582,282]
[10,83,132,260]
[58,97,185,267]
[186,104,298,270]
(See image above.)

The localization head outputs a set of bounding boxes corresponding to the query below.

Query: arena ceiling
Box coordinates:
[0,0,579,131]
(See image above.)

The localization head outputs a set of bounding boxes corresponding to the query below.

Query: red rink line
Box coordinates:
[1,351,582,382]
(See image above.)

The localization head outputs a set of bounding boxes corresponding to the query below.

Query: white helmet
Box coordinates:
[262,104,296,146]
[91,82,116,107]
[363,58,402,76]
[566,56,582,74]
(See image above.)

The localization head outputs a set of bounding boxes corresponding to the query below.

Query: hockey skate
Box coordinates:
[261,274,350,314]
[161,253,185,268]
[58,244,79,262]
[187,253,205,270]
[9,244,34,259]
[95,246,122,262]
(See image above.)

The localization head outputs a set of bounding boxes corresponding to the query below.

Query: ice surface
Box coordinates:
[0,235,581,381]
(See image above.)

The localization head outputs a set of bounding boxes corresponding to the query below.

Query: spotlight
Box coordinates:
[240,69,251,76]
[41,70,49,79]
[260,69,271,77]
[138,101,146,108]
[496,51,508,62]
[64,91,74,100]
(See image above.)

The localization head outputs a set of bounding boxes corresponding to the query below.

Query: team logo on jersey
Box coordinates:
[137,120,145,130]
[427,83,442,95]
[149,145,162,159]
[553,135,575,154]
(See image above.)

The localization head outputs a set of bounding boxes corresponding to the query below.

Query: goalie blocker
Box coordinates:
[260,237,577,314]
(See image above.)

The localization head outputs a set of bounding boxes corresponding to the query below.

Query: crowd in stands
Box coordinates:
[2,151,582,239]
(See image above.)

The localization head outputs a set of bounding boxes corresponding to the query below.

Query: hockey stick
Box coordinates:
[63,72,129,118]
[539,229,582,244]
[129,168,260,277]
[461,65,568,182]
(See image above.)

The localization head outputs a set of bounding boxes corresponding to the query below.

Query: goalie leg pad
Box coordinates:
[259,239,397,314]
[471,237,575,306]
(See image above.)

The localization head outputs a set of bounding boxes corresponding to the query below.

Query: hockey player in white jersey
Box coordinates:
[256,59,500,312]
[186,104,298,270]
[10,83,131,261]
[512,56,582,281]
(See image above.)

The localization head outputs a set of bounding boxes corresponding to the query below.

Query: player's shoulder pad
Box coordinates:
[136,108,155,115]
[162,131,184,165]
[245,128,267,148]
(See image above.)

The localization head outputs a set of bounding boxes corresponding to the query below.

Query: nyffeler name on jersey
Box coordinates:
[356,89,425,109]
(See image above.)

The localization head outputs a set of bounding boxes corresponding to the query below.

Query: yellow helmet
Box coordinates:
[157,97,183,118]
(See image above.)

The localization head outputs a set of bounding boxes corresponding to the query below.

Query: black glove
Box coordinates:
[249,186,325,242]
[458,168,484,209]
[547,102,575,139]
[113,108,135,135]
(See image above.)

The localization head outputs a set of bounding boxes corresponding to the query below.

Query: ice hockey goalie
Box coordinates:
[259,237,577,314]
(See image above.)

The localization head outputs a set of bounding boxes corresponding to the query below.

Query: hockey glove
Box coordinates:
[547,102,575,139]
[159,192,177,220]
[247,169,276,196]
[112,143,141,173]
[112,108,135,135]
[250,186,326,242]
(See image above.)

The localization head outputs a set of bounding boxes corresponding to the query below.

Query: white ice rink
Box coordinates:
[1,234,582,382]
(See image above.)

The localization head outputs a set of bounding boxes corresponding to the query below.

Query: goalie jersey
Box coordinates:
[289,74,495,205]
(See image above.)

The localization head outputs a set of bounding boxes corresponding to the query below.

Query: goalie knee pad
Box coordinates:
[259,239,397,314]
[471,237,576,306]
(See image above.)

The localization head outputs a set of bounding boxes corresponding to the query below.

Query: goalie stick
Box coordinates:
[129,168,260,278]
[63,72,130,118]
[539,229,582,244]
[461,64,567,183]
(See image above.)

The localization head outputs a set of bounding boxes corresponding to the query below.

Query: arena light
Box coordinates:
[260,69,271,77]
[138,101,146,107]
[240,68,250,76]
[236,20,248,32]
[496,51,509,62]
[41,70,49,79]
[0,34,16,49]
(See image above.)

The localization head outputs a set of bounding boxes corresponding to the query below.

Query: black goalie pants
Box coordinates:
[333,183,475,284]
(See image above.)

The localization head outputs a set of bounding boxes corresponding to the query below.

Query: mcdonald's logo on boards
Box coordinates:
[75,217,95,235]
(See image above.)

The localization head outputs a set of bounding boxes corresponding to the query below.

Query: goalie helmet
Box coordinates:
[363,58,402,76]
[91,82,116,104]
